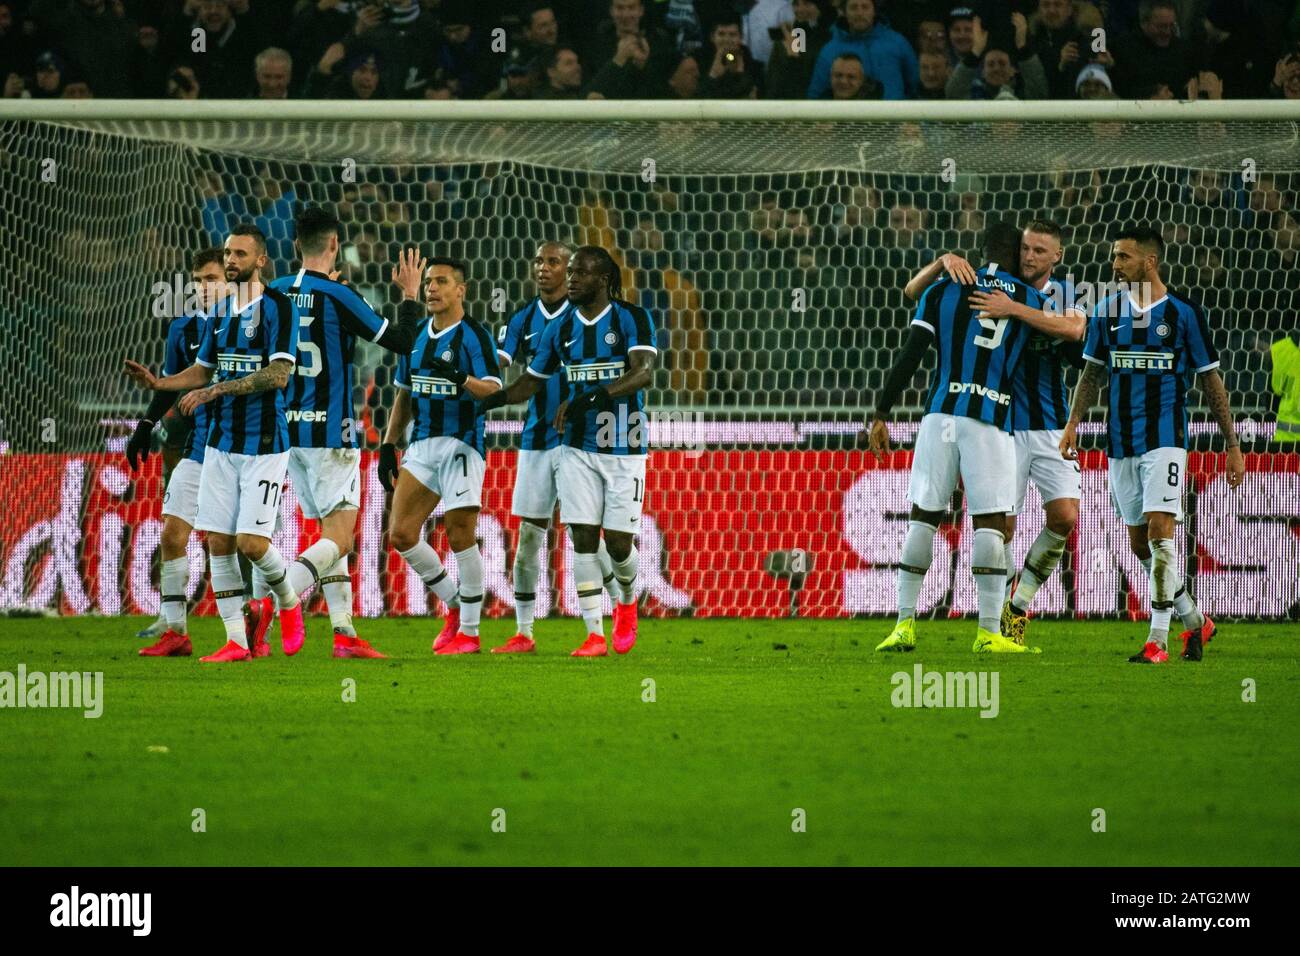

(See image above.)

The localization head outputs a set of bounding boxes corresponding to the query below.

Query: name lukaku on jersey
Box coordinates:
[1111,350,1174,372]
[948,381,1011,405]
[567,359,625,384]
[217,353,264,375]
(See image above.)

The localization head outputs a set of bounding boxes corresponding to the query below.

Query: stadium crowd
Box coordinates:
[4,0,1300,102]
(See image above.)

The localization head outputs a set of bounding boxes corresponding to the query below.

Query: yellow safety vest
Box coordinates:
[1272,336,1300,442]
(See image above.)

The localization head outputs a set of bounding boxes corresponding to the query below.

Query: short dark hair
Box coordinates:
[981,220,1022,271]
[227,223,267,253]
[191,246,223,271]
[537,239,574,258]
[833,52,865,68]
[1024,219,1062,241]
[1115,225,1164,257]
[711,14,742,31]
[428,256,468,283]
[543,45,578,72]
[294,204,342,256]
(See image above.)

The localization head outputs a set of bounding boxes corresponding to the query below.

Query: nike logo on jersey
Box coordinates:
[564,338,577,347]
[188,343,200,351]
[1110,324,1123,332]
[524,332,536,341]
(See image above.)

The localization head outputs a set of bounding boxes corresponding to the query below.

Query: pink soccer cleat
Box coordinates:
[200,640,252,663]
[612,601,639,654]
[492,634,537,654]
[433,606,461,652]
[139,630,192,657]
[1128,641,1169,664]
[333,632,387,659]
[1180,616,1215,662]
[279,602,306,656]
[434,632,481,655]
[571,634,608,657]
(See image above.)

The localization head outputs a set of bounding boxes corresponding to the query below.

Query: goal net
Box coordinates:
[2,101,1298,621]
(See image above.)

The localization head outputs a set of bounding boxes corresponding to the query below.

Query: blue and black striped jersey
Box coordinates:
[163,310,210,464]
[1011,277,1084,433]
[526,299,658,456]
[1082,289,1219,459]
[497,295,570,452]
[269,269,388,449]
[195,289,299,456]
[397,315,501,455]
[913,264,1042,431]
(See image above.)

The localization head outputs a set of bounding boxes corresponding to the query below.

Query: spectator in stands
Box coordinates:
[1199,1,1282,99]
[172,0,261,100]
[426,2,495,99]
[1074,62,1115,98]
[516,3,560,69]
[287,0,353,73]
[29,0,136,98]
[305,47,387,99]
[696,14,764,98]
[345,0,444,99]
[253,48,293,100]
[1031,0,1092,98]
[1110,0,1196,98]
[947,6,976,62]
[62,73,92,97]
[485,50,539,100]
[588,6,684,98]
[584,0,675,98]
[534,46,584,98]
[916,15,948,58]
[1272,52,1300,98]
[166,63,201,99]
[743,0,796,66]
[917,51,950,98]
[826,51,883,99]
[765,0,832,98]
[947,13,1047,99]
[807,0,917,100]
[30,50,67,99]
[0,2,34,85]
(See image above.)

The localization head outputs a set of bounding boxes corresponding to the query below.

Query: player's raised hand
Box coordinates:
[970,288,1013,317]
[378,442,400,494]
[1059,422,1080,460]
[391,247,427,301]
[125,419,154,472]
[940,253,977,285]
[123,359,159,390]
[179,386,215,416]
[867,418,891,462]
[1225,446,1245,488]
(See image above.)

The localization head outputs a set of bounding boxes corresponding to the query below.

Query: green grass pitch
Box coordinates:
[1,616,1297,866]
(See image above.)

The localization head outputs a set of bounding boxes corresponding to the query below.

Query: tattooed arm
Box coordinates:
[1198,368,1245,488]
[1059,360,1106,460]
[178,359,293,415]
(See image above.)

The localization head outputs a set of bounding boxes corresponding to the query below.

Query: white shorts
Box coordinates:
[195,449,290,537]
[403,436,485,509]
[512,447,563,520]
[908,413,1015,516]
[1108,446,1187,525]
[287,446,361,520]
[557,446,646,533]
[160,457,202,526]
[1013,428,1082,515]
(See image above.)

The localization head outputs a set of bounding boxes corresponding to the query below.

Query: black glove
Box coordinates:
[125,419,155,472]
[567,386,609,418]
[479,389,509,413]
[378,442,400,494]
[428,357,468,387]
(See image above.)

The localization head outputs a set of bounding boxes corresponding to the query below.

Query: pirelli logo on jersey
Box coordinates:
[567,360,625,384]
[1111,350,1174,372]
[948,381,1011,405]
[411,374,459,397]
[217,353,264,376]
[286,410,328,423]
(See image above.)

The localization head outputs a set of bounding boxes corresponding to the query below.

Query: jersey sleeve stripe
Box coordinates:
[1194,360,1220,373]
[526,367,552,380]
[1081,353,1105,365]
[195,357,215,368]
[270,352,297,364]
[628,344,658,354]
[911,318,935,333]
[497,349,513,364]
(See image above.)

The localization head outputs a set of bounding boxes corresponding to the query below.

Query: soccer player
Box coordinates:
[379,257,503,655]
[128,247,227,656]
[124,224,305,663]
[908,221,1088,645]
[262,206,426,660]
[868,222,1043,654]
[1061,226,1244,663]
[482,246,657,657]
[492,240,618,654]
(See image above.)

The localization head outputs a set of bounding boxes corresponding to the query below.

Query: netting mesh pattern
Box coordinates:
[2,117,1297,453]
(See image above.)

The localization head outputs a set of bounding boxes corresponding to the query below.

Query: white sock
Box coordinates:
[1174,585,1204,632]
[399,541,460,610]
[1012,527,1068,613]
[454,544,484,637]
[513,522,546,637]
[288,538,340,600]
[573,550,604,636]
[1149,538,1178,647]
[251,546,298,610]
[972,527,1006,634]
[321,556,353,633]
[612,546,639,605]
[596,536,616,596]
[210,552,248,648]
[160,556,189,632]
[251,567,270,600]
[897,520,937,622]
